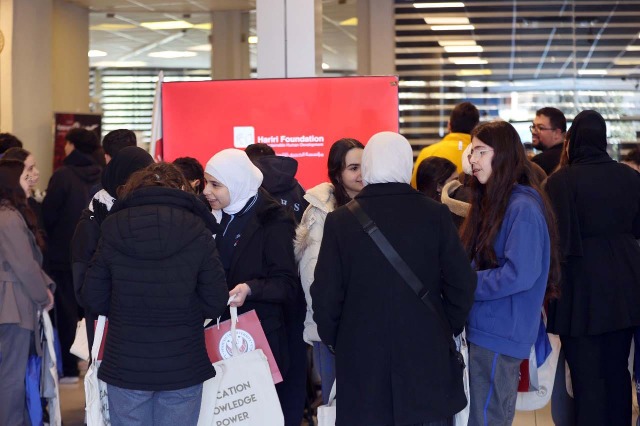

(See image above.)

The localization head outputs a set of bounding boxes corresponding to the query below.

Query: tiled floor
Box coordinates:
[58,376,638,425]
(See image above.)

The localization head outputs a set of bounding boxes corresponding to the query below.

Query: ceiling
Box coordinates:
[72,0,357,71]
[395,0,640,81]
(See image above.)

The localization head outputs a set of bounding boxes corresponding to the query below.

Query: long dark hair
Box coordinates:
[416,156,457,201]
[460,121,560,299]
[0,160,45,249]
[328,138,364,207]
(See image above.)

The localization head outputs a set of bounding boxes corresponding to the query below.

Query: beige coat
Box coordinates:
[0,206,54,333]
[294,182,335,344]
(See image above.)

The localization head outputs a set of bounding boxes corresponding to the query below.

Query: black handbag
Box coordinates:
[347,199,465,368]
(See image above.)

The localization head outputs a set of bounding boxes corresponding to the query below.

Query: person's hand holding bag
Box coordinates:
[229,283,251,307]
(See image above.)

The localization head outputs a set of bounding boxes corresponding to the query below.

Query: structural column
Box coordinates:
[357,0,395,76]
[211,10,251,80]
[0,0,89,185]
[256,0,322,78]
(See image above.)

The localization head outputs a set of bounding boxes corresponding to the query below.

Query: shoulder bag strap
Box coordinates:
[346,199,463,365]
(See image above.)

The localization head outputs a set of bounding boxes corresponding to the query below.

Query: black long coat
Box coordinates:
[219,190,298,377]
[83,187,229,391]
[546,156,640,336]
[311,183,476,426]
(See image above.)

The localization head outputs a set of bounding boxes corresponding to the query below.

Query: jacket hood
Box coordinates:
[64,149,102,183]
[254,155,300,194]
[102,146,154,198]
[512,183,544,210]
[568,110,611,164]
[303,182,335,213]
[103,187,218,260]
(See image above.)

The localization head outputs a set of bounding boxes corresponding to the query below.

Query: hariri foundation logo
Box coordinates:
[218,329,256,358]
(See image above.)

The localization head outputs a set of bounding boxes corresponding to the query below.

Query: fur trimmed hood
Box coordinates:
[441,180,470,219]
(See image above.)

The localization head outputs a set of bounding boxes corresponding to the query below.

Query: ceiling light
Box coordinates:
[625,46,640,51]
[578,69,607,75]
[192,23,212,30]
[438,40,476,46]
[414,2,465,7]
[248,36,258,44]
[614,58,640,65]
[430,25,475,31]
[148,51,198,59]
[399,81,428,87]
[456,69,492,76]
[90,23,136,31]
[140,20,193,30]
[449,57,487,65]
[444,45,483,53]
[340,17,358,26]
[188,44,212,52]
[88,50,107,57]
[322,63,330,70]
[93,61,148,68]
[424,17,469,25]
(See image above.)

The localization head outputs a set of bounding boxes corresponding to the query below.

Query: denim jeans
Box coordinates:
[313,341,336,405]
[107,383,203,426]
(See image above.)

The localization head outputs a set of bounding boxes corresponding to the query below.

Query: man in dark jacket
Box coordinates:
[247,143,309,223]
[312,131,476,426]
[43,127,101,381]
[247,145,309,425]
[530,107,566,175]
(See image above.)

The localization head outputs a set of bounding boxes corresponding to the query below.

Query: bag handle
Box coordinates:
[90,315,107,362]
[228,295,240,357]
[327,380,337,405]
[346,200,463,367]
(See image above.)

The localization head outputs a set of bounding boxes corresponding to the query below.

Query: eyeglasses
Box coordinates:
[468,148,494,160]
[529,125,557,133]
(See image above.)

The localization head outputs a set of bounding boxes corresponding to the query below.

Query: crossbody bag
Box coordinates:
[346,199,465,368]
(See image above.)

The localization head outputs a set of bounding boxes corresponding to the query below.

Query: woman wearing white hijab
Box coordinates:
[311,131,476,426]
[203,148,298,392]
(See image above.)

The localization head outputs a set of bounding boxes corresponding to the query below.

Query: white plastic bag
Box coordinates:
[516,333,561,411]
[317,380,336,426]
[198,306,283,426]
[453,331,470,426]
[70,319,89,361]
[84,315,110,426]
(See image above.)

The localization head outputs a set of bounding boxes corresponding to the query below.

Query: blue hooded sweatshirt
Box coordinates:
[467,184,550,359]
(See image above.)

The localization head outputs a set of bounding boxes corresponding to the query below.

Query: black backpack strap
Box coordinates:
[346,199,464,367]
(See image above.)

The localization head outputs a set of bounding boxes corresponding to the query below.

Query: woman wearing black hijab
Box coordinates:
[545,110,640,426]
[71,146,154,348]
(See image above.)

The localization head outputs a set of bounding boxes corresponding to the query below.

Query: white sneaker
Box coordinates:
[59,376,79,385]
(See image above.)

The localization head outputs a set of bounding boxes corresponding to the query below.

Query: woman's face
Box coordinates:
[469,136,494,184]
[19,167,30,195]
[23,154,40,188]
[340,148,364,198]
[203,172,231,210]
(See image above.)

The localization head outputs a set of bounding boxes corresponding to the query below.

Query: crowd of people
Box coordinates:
[0,102,639,426]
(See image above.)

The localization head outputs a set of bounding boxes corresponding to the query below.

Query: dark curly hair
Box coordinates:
[118,162,192,199]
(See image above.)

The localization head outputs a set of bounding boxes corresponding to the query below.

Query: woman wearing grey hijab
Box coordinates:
[311,131,476,426]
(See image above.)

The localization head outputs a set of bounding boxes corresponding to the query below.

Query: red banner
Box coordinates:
[162,76,399,189]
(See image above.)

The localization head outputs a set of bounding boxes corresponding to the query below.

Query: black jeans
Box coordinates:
[561,328,634,426]
[50,269,81,377]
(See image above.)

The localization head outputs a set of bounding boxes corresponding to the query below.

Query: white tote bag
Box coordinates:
[198,306,284,426]
[515,333,561,411]
[453,331,470,426]
[84,315,110,426]
[70,319,90,361]
[317,380,337,426]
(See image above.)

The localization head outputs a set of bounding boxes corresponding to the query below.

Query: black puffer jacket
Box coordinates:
[83,187,228,391]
